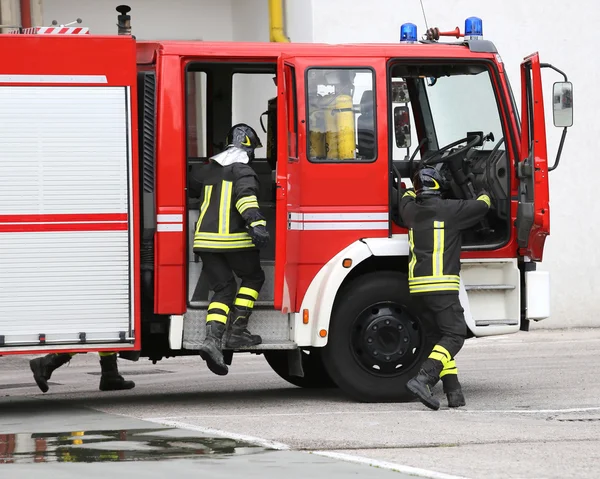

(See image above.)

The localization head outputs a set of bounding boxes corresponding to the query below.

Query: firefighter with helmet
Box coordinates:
[399,166,491,410]
[189,123,270,376]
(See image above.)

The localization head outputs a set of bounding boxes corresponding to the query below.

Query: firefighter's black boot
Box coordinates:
[442,374,466,408]
[406,359,443,411]
[29,353,72,393]
[199,320,229,376]
[225,306,262,348]
[99,354,135,391]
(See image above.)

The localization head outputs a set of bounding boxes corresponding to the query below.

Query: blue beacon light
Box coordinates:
[400,23,417,43]
[464,17,483,40]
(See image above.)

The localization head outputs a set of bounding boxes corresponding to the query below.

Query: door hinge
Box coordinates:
[517,159,533,179]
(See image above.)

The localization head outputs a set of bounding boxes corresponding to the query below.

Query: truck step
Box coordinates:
[465,284,516,291]
[182,307,290,350]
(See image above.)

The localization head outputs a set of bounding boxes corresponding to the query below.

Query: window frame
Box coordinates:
[386,57,520,252]
[304,65,378,164]
[285,63,298,160]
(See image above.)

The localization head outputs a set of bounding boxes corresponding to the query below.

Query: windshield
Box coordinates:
[425,71,504,150]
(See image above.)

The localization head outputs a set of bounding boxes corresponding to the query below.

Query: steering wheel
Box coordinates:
[422,134,481,166]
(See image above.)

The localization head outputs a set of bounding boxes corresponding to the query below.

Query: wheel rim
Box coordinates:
[350,301,423,377]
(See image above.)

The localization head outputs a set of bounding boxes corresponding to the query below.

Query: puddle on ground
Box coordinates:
[0,428,269,464]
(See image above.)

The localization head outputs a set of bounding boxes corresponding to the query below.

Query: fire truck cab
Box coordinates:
[0,11,572,402]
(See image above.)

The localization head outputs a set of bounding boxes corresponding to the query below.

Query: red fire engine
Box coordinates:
[0,7,572,402]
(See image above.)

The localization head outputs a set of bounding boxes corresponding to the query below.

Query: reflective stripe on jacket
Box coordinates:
[188,161,265,252]
[399,190,490,295]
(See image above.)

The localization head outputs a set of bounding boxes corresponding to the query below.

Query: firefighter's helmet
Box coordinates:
[226,124,263,161]
[413,167,444,197]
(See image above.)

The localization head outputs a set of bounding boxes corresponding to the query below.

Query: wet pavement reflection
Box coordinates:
[0,428,269,464]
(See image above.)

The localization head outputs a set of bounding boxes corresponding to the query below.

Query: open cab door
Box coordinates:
[516,53,550,261]
[274,55,300,312]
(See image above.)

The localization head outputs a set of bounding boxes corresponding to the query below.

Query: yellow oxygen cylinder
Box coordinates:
[324,96,339,160]
[335,94,356,160]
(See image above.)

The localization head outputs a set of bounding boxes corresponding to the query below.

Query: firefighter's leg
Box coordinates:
[440,358,466,408]
[98,352,135,391]
[197,253,237,376]
[225,250,265,348]
[406,297,444,410]
[29,353,76,393]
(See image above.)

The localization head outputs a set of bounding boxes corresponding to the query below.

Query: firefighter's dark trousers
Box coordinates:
[413,294,467,379]
[198,250,265,324]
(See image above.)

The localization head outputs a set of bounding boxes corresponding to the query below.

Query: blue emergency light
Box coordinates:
[464,16,483,40]
[400,23,417,43]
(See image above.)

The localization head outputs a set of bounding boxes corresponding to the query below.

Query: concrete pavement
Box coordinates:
[1,328,599,478]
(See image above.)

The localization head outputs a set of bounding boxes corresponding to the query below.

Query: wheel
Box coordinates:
[322,271,433,402]
[264,348,337,389]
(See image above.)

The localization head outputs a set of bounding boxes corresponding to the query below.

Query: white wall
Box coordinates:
[42,0,233,40]
[310,0,600,329]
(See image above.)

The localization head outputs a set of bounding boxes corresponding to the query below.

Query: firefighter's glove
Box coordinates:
[249,224,270,248]
[476,189,493,209]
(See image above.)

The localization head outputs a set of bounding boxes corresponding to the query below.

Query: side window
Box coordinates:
[306,68,376,162]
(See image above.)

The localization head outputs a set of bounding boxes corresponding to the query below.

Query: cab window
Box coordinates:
[306,68,376,162]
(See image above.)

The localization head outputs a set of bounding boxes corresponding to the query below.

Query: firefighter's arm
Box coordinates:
[398,188,417,224]
[232,164,270,247]
[454,192,492,230]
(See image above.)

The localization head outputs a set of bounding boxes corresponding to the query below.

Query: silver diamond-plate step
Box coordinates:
[182,308,292,350]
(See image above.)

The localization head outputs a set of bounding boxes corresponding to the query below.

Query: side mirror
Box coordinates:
[394,106,411,148]
[552,81,573,128]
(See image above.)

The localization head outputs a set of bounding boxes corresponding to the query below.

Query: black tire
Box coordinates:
[322,271,433,402]
[264,348,337,389]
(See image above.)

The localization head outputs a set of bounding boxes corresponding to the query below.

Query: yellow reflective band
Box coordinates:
[409,275,460,285]
[207,313,228,324]
[443,359,456,370]
[234,297,255,308]
[195,232,250,240]
[238,201,260,214]
[208,302,230,314]
[98,352,116,357]
[193,240,255,249]
[408,229,417,280]
[250,220,266,228]
[403,190,416,198]
[409,283,460,293]
[428,351,448,364]
[218,180,233,234]
[195,185,213,234]
[477,194,491,207]
[432,221,445,277]
[236,195,258,210]
[440,367,458,378]
[239,287,259,299]
[433,344,452,361]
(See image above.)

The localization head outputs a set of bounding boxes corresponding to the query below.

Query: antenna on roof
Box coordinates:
[419,0,430,31]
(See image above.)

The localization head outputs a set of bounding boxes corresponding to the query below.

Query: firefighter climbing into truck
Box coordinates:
[190,123,270,376]
[0,6,572,403]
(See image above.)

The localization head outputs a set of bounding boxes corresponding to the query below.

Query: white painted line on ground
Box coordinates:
[143,417,471,479]
[145,405,600,421]
[310,451,470,479]
[143,418,291,450]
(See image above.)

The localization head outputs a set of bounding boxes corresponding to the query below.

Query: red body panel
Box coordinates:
[0,34,142,355]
